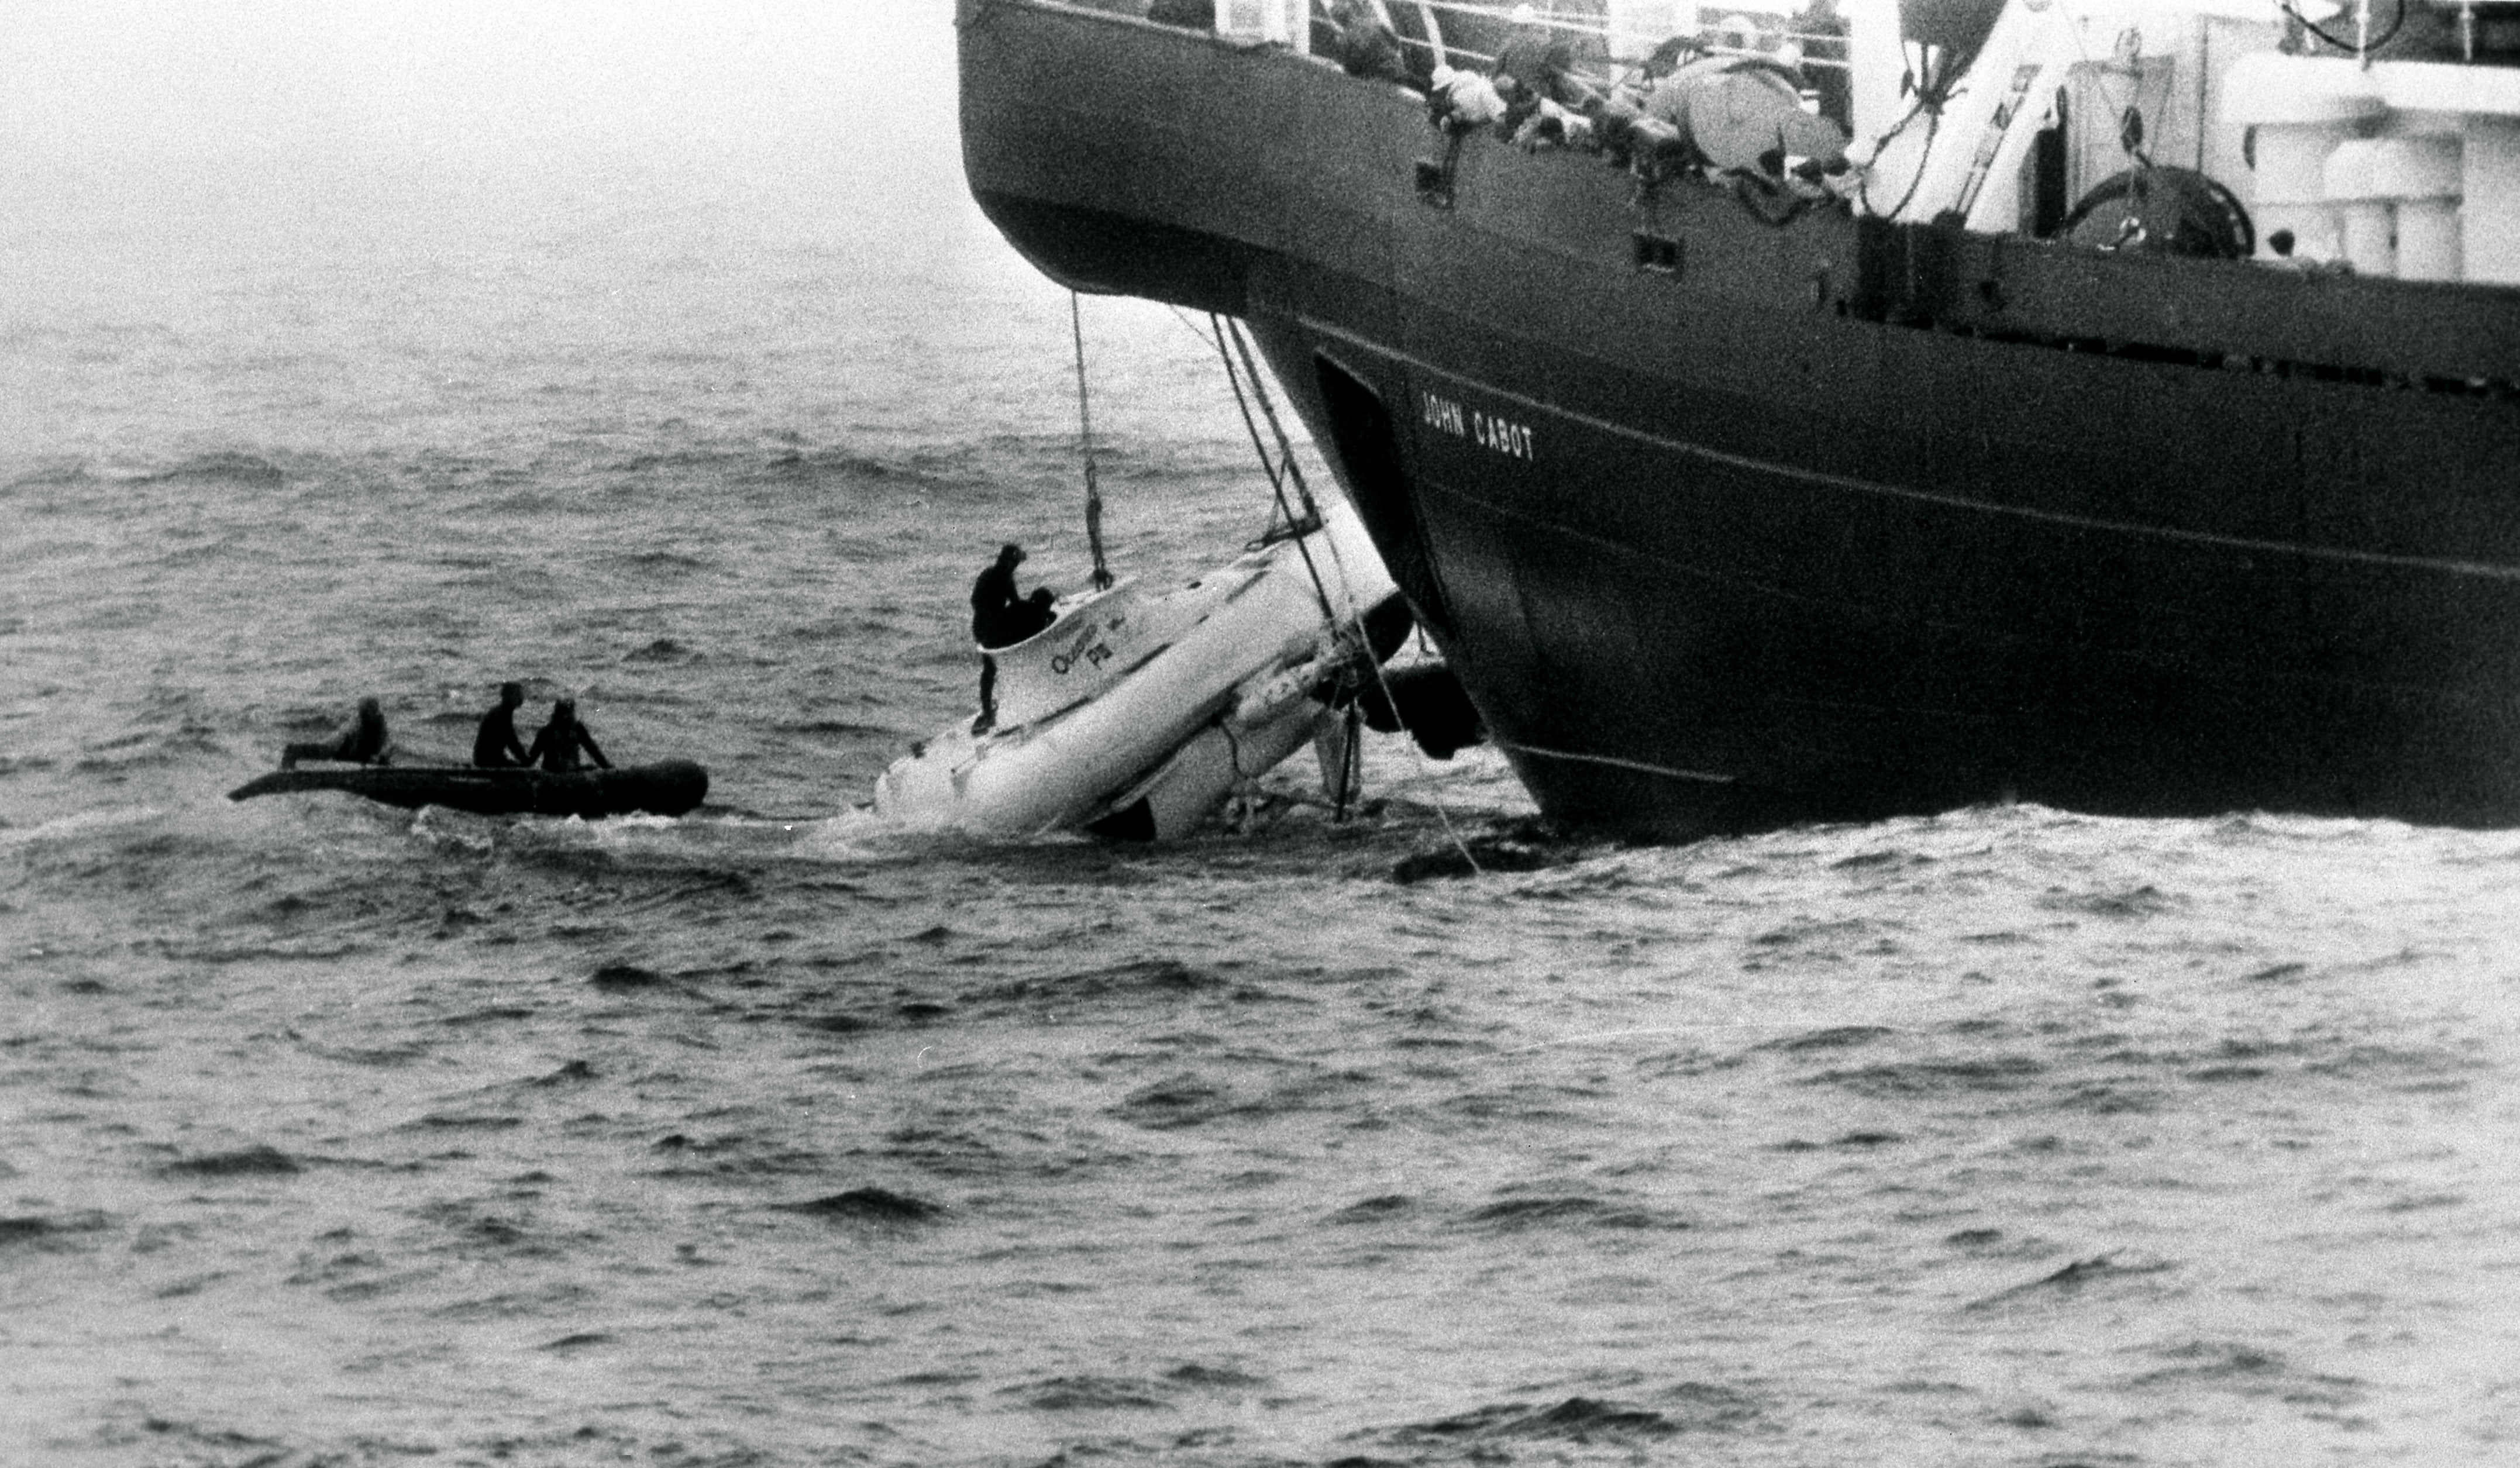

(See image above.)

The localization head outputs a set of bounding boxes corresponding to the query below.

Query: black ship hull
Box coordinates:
[961,1,2520,838]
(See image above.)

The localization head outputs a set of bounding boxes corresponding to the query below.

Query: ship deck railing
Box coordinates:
[1386,0,1853,81]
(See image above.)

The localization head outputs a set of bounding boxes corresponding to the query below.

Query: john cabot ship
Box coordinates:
[958,0,2520,839]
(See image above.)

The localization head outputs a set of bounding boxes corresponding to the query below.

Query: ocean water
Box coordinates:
[9,79,2520,1468]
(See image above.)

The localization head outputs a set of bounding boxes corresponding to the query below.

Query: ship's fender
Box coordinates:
[1359,661,1485,759]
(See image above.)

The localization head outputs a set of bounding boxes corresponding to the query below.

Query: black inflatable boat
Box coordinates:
[228,760,708,819]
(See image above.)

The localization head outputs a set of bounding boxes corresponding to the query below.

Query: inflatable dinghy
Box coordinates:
[229,759,708,819]
[875,505,1403,840]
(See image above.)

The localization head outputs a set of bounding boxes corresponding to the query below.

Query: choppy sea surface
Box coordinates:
[8,137,2520,1468]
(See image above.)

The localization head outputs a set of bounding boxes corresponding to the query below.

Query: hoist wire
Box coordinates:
[1071,292,1113,591]
[1191,311,1482,871]
[1209,316,1339,630]
[1206,315,1306,537]
[1225,318,1326,529]
[1204,318,1482,871]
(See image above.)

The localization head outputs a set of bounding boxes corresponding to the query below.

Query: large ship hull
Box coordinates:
[960,1,2520,838]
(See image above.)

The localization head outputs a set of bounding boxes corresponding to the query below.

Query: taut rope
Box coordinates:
[1071,292,1114,592]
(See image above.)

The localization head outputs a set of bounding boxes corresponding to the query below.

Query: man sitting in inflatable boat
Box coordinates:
[280,696,393,769]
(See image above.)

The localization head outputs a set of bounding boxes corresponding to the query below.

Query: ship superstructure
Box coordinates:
[960,0,2520,836]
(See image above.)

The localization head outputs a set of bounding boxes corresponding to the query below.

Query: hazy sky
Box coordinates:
[3,1,959,170]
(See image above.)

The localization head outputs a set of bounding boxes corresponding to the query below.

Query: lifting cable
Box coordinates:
[1857,88,1943,222]
[1207,314,1318,540]
[1206,316,1482,871]
[1071,292,1114,592]
[1189,308,1482,871]
[1209,314,1339,630]
[1227,318,1324,530]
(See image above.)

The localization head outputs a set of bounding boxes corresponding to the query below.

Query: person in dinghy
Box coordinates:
[526,697,611,773]
[280,696,393,769]
[472,681,531,769]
